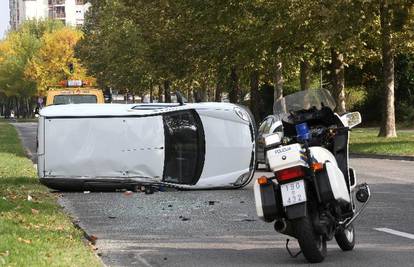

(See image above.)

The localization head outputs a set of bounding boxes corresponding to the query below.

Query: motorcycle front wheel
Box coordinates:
[294,216,327,263]
[335,223,355,251]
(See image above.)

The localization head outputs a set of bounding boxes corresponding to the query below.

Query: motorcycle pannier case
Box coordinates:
[316,162,350,204]
[254,181,283,222]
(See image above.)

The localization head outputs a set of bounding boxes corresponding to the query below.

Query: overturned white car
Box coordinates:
[37,102,256,190]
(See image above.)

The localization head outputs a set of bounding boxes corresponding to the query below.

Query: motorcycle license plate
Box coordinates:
[280,180,307,207]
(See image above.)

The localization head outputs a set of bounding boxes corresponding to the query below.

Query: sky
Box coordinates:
[0,0,10,39]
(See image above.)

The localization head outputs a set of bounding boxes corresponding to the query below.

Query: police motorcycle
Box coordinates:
[254,89,370,263]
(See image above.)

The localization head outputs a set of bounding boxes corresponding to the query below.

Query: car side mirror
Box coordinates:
[264,133,282,149]
[341,112,362,129]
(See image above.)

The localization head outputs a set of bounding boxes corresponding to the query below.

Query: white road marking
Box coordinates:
[374,228,414,240]
[134,254,153,267]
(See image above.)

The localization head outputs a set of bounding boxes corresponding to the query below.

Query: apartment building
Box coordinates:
[9,0,90,30]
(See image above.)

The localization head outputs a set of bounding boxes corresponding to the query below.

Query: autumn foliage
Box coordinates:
[25,27,89,95]
[0,20,93,117]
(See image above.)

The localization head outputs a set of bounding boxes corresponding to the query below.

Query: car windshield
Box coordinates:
[53,95,97,105]
[273,89,336,116]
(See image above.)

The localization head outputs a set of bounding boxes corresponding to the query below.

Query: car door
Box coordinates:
[162,110,205,185]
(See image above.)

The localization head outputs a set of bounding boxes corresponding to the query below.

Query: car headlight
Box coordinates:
[234,107,250,122]
[234,172,251,186]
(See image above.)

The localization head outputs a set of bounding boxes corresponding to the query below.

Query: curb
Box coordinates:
[350,153,414,161]
[12,123,38,164]
[58,197,107,266]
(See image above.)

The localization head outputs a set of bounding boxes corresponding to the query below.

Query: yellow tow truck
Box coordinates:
[45,80,104,106]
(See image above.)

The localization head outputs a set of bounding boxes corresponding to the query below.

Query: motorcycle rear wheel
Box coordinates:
[294,216,327,263]
[335,223,355,251]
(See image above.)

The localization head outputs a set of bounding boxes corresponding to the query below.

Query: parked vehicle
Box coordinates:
[254,89,370,263]
[45,80,104,106]
[256,115,282,169]
[37,100,256,191]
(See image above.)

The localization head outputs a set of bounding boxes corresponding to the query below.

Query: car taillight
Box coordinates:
[276,166,305,182]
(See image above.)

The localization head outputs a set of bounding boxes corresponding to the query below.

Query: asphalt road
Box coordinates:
[13,122,414,267]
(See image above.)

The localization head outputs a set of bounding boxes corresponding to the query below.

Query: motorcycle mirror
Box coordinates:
[341,112,362,129]
[264,133,282,148]
[34,106,40,118]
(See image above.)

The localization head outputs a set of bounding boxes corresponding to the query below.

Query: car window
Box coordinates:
[163,110,205,185]
[53,95,97,105]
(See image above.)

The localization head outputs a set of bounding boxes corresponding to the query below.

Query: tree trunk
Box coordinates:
[215,65,225,102]
[193,81,207,103]
[149,84,153,103]
[378,1,397,137]
[274,61,283,102]
[331,49,346,114]
[193,90,203,102]
[164,80,171,103]
[16,96,20,119]
[229,66,240,103]
[157,84,163,102]
[187,89,192,102]
[199,88,207,102]
[250,70,260,122]
[207,85,212,101]
[300,59,311,90]
[215,81,222,102]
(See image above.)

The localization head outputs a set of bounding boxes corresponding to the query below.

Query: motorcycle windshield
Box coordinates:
[273,89,336,116]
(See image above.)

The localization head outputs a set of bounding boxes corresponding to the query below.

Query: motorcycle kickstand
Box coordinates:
[285,239,302,258]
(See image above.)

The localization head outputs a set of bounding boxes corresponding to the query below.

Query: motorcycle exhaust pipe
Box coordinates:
[274,219,287,233]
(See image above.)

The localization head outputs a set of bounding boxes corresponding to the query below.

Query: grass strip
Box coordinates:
[0,121,101,266]
[350,128,414,156]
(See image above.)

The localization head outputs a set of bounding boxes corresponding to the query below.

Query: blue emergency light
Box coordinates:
[296,122,311,141]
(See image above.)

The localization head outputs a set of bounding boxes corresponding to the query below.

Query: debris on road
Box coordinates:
[208,200,217,206]
[123,191,133,196]
[144,186,154,194]
[179,216,190,221]
[108,216,116,219]
[83,191,90,194]
[88,235,98,245]
[240,218,256,222]
[27,195,33,201]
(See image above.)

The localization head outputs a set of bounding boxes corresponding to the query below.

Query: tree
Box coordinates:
[371,1,414,137]
[0,20,91,117]
[76,0,150,96]
[76,0,414,129]
[0,23,42,117]
[25,27,90,95]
